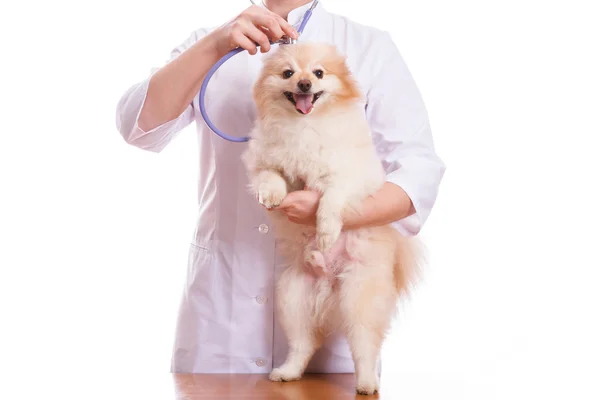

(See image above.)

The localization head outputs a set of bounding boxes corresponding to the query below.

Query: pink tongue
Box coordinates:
[293,93,313,114]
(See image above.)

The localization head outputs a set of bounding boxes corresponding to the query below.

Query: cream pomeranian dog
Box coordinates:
[242,42,422,395]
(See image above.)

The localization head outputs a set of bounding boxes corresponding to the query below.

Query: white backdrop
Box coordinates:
[1,1,599,399]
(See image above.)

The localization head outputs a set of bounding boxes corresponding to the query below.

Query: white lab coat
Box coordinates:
[115,1,445,373]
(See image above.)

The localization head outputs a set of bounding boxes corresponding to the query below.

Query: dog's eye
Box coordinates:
[313,69,324,79]
[283,70,294,79]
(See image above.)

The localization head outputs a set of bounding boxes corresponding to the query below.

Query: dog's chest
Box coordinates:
[267,134,333,185]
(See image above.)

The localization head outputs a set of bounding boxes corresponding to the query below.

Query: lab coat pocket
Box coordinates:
[185,242,213,291]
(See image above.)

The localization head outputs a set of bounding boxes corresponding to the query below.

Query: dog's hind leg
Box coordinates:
[269,264,326,382]
[338,262,398,395]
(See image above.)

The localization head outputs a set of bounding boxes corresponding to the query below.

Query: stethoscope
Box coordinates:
[198,0,320,143]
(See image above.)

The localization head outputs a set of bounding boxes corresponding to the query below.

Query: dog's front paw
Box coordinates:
[258,182,286,209]
[269,367,303,382]
[304,250,328,277]
[316,218,342,252]
[305,250,325,269]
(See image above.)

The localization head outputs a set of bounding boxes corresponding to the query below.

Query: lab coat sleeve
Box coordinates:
[115,28,209,153]
[366,32,446,235]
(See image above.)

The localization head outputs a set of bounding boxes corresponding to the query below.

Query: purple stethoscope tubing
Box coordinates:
[198,1,318,142]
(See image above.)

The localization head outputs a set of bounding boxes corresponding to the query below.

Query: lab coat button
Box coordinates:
[255,358,266,367]
[256,295,267,304]
[258,224,269,234]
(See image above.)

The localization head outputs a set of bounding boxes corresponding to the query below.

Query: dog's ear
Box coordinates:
[323,43,349,63]
[326,43,343,55]
[320,45,348,74]
[320,45,363,102]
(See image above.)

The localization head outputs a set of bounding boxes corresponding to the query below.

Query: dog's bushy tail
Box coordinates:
[392,231,427,297]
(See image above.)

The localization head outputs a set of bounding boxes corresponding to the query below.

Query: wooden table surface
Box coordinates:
[173,373,380,399]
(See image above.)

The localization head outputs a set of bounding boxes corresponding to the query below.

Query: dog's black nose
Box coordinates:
[297,79,312,93]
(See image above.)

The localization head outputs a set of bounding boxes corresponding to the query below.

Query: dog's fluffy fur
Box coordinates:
[242,42,422,395]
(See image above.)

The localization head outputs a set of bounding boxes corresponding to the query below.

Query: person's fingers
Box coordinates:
[276,191,299,209]
[242,22,271,53]
[271,13,298,39]
[254,15,285,41]
[230,30,258,55]
[249,7,298,39]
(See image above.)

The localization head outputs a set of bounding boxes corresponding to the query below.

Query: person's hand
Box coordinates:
[210,5,298,57]
[274,190,321,226]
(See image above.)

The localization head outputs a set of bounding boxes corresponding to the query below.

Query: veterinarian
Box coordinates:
[115,0,445,373]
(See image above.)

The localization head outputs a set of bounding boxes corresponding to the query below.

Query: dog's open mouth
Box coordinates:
[284,91,324,114]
